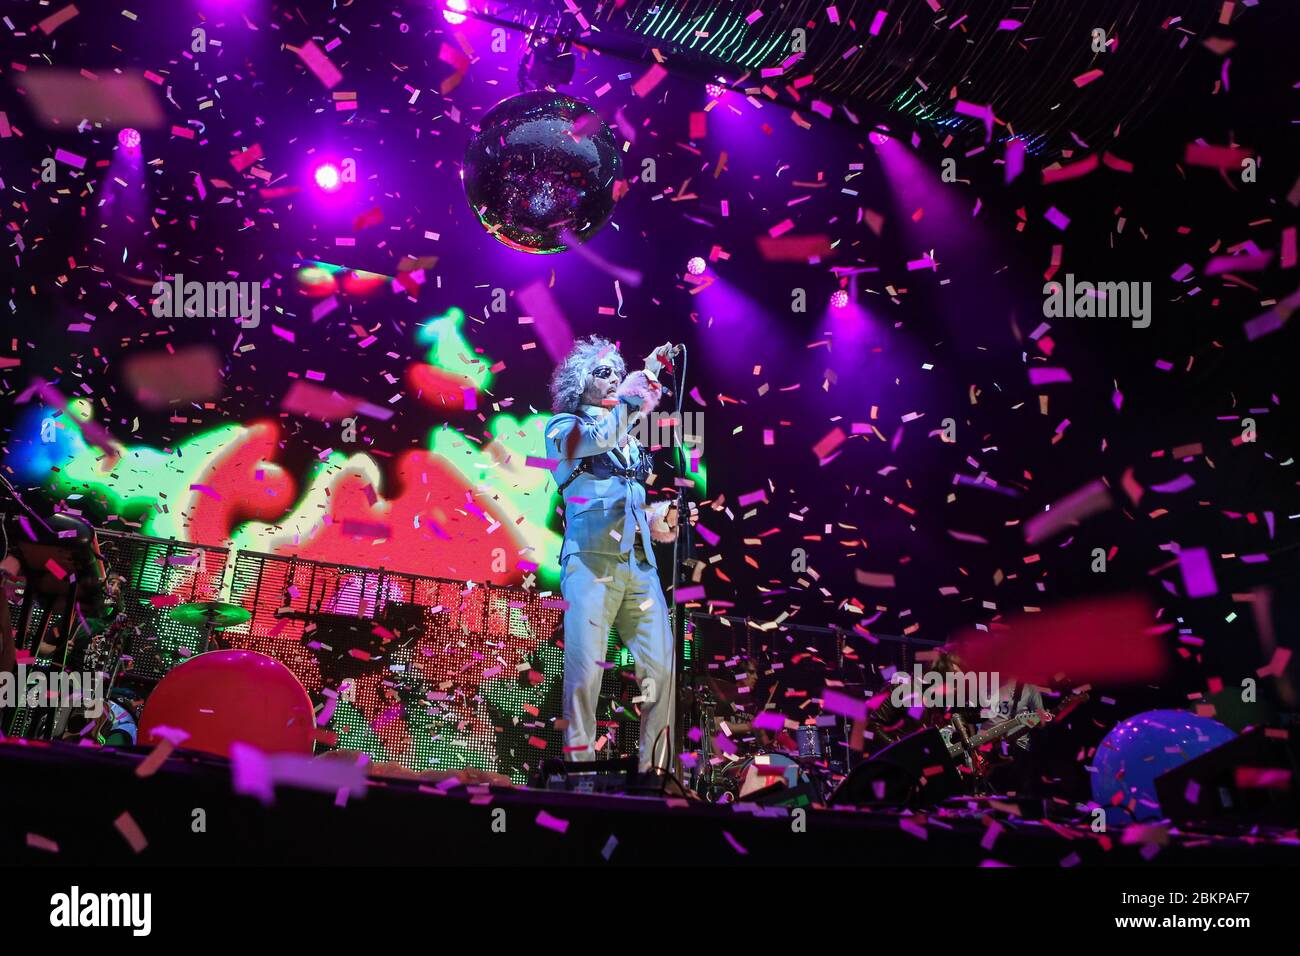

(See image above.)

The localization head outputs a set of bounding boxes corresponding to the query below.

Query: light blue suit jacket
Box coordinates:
[545,401,657,568]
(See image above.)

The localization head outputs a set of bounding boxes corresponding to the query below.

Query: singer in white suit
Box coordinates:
[545,335,684,773]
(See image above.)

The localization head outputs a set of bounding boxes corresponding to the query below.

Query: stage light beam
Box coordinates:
[314,163,342,192]
[443,0,468,25]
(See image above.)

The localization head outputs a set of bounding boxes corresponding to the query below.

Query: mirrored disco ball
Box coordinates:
[462,90,623,254]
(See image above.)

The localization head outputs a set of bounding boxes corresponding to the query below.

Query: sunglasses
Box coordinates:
[590,365,619,381]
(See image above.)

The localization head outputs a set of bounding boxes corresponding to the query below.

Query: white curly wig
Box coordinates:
[549,335,625,413]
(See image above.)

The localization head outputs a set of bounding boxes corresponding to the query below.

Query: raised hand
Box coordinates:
[617,369,662,413]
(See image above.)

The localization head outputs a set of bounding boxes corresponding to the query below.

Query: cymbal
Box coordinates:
[168,601,251,629]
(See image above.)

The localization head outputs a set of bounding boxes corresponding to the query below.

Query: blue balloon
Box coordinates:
[1090,709,1235,825]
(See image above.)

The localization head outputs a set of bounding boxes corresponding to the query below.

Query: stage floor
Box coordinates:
[2,739,1296,866]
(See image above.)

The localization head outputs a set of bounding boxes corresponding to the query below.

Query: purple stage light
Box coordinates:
[830,289,850,309]
[118,128,141,150]
[443,0,468,25]
[314,163,341,192]
[686,256,707,276]
[706,83,724,100]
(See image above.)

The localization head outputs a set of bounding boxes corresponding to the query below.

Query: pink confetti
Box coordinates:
[694,523,720,546]
[1244,290,1300,341]
[675,585,706,603]
[295,40,344,89]
[519,280,575,364]
[722,830,749,855]
[229,143,264,172]
[1150,474,1195,493]
[1005,139,1025,184]
[1258,647,1292,679]
[135,740,176,778]
[114,811,148,854]
[981,821,1003,851]
[1205,252,1273,274]
[768,218,795,238]
[1024,479,1112,545]
[1028,367,1072,385]
[1235,767,1292,790]
[1184,143,1250,170]
[812,426,847,459]
[900,818,928,840]
[855,570,896,588]
[1073,68,1105,88]
[1043,206,1071,230]
[632,64,669,98]
[536,810,570,834]
[54,148,86,170]
[38,4,79,34]
[1101,152,1133,174]
[27,832,60,853]
[869,10,888,35]
[822,688,867,720]
[1178,547,1217,598]
[231,743,368,806]
[1042,155,1098,184]
[953,100,994,141]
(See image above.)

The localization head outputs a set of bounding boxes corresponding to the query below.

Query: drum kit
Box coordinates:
[3,583,252,742]
[688,669,846,805]
[166,600,252,653]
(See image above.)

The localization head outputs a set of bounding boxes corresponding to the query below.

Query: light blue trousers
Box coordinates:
[560,549,674,771]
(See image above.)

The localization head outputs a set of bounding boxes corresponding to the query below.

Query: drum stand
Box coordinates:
[691,682,720,798]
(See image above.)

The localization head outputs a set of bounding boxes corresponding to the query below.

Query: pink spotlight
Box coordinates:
[118,128,141,150]
[443,0,468,24]
[830,290,850,310]
[705,83,724,100]
[314,163,341,192]
[686,256,707,276]
[869,131,891,146]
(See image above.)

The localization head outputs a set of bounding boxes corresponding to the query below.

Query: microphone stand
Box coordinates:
[665,347,698,787]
